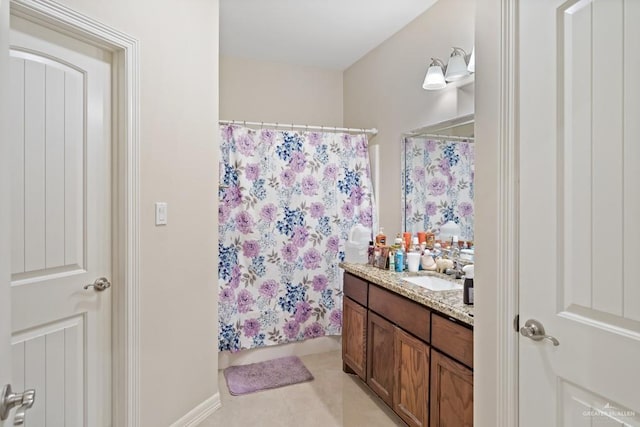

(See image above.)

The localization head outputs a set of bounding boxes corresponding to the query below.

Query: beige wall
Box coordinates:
[51,0,220,424]
[343,0,475,235]
[220,56,343,127]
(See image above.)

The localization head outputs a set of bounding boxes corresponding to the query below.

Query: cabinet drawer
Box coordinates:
[369,284,430,343]
[431,314,473,368]
[344,273,368,306]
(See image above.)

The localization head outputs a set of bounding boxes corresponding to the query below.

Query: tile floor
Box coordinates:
[200,350,405,427]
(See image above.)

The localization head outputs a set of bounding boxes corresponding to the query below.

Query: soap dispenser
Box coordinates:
[462,264,474,305]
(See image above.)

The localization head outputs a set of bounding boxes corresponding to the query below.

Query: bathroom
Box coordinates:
[214,0,640,424]
[215,0,475,424]
[2,0,639,425]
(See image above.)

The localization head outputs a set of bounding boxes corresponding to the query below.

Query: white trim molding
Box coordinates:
[475,0,519,425]
[169,394,222,427]
[8,1,141,426]
[495,0,519,425]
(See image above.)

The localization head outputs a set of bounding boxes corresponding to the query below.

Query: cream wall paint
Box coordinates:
[220,56,343,127]
[218,55,344,367]
[343,0,475,235]
[48,0,220,424]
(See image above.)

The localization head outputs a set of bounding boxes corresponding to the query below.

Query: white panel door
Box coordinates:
[1,1,13,426]
[519,0,640,425]
[9,15,112,427]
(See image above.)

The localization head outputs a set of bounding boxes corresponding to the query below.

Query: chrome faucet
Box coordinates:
[450,243,461,262]
[443,239,465,278]
[441,240,460,263]
[444,264,465,279]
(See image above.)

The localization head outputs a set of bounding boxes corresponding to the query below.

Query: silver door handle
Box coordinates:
[84,277,111,291]
[520,319,560,346]
[13,389,34,426]
[0,384,36,425]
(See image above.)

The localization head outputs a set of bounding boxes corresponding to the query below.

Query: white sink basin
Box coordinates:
[402,275,463,292]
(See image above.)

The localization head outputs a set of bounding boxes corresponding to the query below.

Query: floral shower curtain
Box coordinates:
[402,137,475,241]
[218,125,375,352]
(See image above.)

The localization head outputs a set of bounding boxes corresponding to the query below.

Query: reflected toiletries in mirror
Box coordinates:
[401,115,475,242]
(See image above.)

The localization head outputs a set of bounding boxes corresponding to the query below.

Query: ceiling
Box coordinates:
[220,0,439,70]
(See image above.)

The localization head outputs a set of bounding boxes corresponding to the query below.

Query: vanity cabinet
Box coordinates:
[343,297,367,380]
[342,271,474,427]
[394,327,430,427]
[430,349,473,427]
[367,309,430,427]
[430,313,474,426]
[342,274,368,380]
[366,311,395,406]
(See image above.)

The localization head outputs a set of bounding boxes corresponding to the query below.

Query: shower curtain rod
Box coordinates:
[404,133,475,142]
[219,119,378,136]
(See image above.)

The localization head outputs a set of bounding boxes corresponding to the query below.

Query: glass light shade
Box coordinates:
[444,48,469,82]
[423,63,446,90]
[467,47,475,73]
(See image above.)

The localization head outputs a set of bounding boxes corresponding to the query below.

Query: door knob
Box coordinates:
[13,389,34,426]
[84,277,111,291]
[0,384,36,425]
[519,319,560,346]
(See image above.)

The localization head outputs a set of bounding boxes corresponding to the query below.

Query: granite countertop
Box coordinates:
[339,262,474,327]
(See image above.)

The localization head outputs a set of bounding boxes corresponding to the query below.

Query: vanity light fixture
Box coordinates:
[422,47,475,91]
[422,58,447,90]
[444,47,470,82]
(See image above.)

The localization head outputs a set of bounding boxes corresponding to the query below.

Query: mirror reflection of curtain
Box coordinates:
[218,125,376,352]
[402,137,475,241]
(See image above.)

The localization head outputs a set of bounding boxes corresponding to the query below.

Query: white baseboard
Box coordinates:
[169,393,221,427]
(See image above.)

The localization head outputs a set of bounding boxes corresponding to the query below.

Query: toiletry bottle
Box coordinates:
[367,241,375,265]
[392,236,403,272]
[392,236,403,252]
[463,265,474,305]
[411,237,422,270]
[388,250,395,271]
[426,231,435,249]
[375,228,386,247]
[403,232,411,253]
[412,236,421,253]
[395,246,404,272]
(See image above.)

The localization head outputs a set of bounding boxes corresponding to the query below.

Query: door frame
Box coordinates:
[5,0,141,425]
[475,0,519,426]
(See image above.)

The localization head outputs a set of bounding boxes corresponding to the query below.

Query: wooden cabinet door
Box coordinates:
[366,311,395,406]
[430,349,473,427]
[342,296,367,380]
[394,327,430,427]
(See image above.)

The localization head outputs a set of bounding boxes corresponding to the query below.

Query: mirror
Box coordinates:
[401,114,475,242]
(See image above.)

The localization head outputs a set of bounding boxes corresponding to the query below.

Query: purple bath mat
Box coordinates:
[223,356,314,396]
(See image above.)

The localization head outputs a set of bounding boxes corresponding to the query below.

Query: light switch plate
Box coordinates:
[155,202,168,225]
